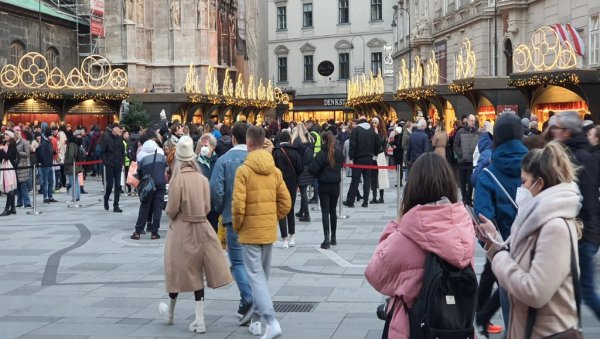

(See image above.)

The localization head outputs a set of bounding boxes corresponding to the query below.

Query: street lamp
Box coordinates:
[393,4,411,86]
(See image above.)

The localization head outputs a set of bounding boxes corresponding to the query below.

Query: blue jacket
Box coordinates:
[209,144,248,224]
[407,129,431,163]
[474,139,527,240]
[471,132,494,186]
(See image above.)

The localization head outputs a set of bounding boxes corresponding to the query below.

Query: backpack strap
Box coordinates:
[525,219,580,339]
[483,168,518,210]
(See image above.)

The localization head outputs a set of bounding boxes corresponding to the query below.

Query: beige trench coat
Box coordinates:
[164,166,232,292]
[431,131,448,158]
[488,182,580,339]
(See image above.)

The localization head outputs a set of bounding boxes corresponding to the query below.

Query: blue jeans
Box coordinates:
[16,181,31,206]
[579,241,600,320]
[40,167,54,199]
[225,223,253,306]
[499,285,510,328]
[68,173,80,201]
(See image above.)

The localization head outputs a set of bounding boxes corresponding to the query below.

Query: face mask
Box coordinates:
[515,179,539,208]
[200,146,211,157]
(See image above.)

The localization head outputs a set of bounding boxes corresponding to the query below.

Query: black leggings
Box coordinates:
[318,183,339,236]
[169,289,204,301]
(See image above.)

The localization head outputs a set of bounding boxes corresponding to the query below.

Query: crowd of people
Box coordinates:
[3,108,600,338]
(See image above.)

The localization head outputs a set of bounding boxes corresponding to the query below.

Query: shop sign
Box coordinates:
[497,105,518,115]
[318,61,335,77]
[324,98,347,106]
[354,66,364,75]
[383,45,394,77]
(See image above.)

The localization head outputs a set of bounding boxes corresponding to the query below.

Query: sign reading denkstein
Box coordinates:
[383,45,394,77]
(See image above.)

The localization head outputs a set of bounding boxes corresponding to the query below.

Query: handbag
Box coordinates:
[525,220,583,339]
[126,161,139,188]
[138,150,157,203]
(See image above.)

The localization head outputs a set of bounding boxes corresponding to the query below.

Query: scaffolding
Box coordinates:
[46,0,105,58]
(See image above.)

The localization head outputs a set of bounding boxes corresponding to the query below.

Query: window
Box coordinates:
[371,52,382,75]
[277,6,287,30]
[442,0,448,15]
[303,3,313,27]
[9,40,25,65]
[278,57,288,82]
[371,0,382,21]
[304,55,314,81]
[591,16,600,66]
[456,0,461,10]
[339,53,350,80]
[339,0,349,24]
[45,47,60,69]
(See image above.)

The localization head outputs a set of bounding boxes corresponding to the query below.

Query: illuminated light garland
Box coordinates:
[346,94,383,107]
[346,70,385,107]
[394,87,437,101]
[0,90,129,101]
[183,63,287,107]
[513,26,577,73]
[455,39,477,80]
[425,50,440,86]
[0,52,128,90]
[449,81,475,94]
[507,73,580,87]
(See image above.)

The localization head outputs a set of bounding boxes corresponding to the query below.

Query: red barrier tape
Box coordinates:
[75,160,103,166]
[343,163,396,170]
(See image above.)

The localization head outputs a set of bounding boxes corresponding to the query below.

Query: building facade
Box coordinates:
[268,0,396,123]
[104,0,268,94]
[391,0,600,126]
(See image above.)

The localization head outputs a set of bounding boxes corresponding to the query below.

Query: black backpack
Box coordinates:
[407,253,478,339]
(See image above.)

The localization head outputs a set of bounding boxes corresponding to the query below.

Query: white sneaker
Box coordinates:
[289,237,296,247]
[281,240,289,249]
[261,320,282,339]
[249,321,262,336]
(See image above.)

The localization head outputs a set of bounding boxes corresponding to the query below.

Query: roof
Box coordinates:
[0,0,78,23]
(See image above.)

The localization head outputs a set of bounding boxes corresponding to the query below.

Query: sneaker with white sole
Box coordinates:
[249,321,262,336]
[289,237,296,247]
[281,240,289,249]
[261,321,282,339]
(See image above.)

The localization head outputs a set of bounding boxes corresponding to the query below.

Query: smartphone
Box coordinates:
[464,204,480,225]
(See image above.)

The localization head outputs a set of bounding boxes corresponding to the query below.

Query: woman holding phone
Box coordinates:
[477,141,581,338]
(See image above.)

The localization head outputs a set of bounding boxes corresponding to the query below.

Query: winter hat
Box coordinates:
[159,109,167,120]
[493,113,523,147]
[4,130,14,139]
[175,135,195,161]
[521,118,530,129]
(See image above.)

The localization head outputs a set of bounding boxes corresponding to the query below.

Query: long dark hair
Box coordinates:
[401,153,458,215]
[324,131,336,168]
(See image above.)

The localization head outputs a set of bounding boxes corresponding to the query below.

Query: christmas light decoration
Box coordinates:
[449,81,475,94]
[455,39,476,79]
[507,73,580,87]
[513,26,577,73]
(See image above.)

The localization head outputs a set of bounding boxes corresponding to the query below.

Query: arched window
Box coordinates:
[45,47,60,69]
[9,40,25,65]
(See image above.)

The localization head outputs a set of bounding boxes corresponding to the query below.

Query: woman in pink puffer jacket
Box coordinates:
[365,152,476,339]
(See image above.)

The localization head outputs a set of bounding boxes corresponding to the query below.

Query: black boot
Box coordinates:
[330,223,337,246]
[377,189,384,204]
[320,231,330,249]
[370,189,378,204]
[81,186,88,194]
[0,193,13,216]
[9,192,16,214]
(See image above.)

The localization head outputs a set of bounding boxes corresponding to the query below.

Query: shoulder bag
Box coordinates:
[138,150,157,203]
[525,219,583,339]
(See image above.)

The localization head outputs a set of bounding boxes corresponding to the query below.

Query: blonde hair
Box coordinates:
[292,122,313,144]
[521,141,578,189]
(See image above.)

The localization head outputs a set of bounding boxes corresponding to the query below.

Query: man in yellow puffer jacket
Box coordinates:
[232,125,291,339]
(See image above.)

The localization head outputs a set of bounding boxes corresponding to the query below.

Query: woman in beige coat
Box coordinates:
[158,136,232,333]
[431,123,448,158]
[478,142,580,339]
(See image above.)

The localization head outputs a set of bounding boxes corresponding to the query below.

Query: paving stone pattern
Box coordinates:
[0,173,599,338]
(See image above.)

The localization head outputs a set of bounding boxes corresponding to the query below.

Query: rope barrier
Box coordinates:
[342,163,396,170]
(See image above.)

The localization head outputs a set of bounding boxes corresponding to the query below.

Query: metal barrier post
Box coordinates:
[396,165,402,220]
[68,164,81,208]
[27,164,42,215]
[337,167,349,219]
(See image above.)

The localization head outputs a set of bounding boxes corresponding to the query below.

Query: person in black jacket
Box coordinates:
[273,131,303,248]
[0,130,18,215]
[37,129,57,203]
[310,131,344,249]
[343,115,379,208]
[101,124,125,213]
[554,111,600,321]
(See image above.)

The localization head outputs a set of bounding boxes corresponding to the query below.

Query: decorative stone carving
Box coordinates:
[136,0,144,24]
[198,0,208,28]
[171,0,181,28]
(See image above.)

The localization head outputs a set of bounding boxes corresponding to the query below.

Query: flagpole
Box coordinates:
[38,0,42,53]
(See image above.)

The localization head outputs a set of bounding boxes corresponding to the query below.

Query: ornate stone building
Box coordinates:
[104,0,268,92]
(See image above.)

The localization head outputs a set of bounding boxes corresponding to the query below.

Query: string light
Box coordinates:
[346,70,385,107]
[449,81,475,94]
[507,73,580,87]
[394,87,437,101]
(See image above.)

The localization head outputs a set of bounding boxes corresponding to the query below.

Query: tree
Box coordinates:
[120,102,152,132]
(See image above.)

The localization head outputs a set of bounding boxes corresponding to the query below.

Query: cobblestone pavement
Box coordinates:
[0,172,598,338]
